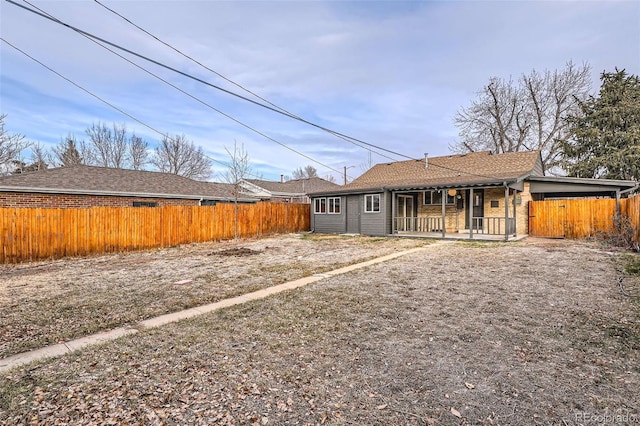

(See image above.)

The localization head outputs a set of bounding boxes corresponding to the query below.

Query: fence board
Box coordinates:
[530,195,640,240]
[621,195,640,243]
[0,202,310,263]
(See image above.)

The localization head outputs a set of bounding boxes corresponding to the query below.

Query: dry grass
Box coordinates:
[1,237,639,425]
[0,233,427,358]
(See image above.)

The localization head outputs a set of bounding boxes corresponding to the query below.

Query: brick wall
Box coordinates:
[418,204,461,232]
[484,186,531,234]
[516,183,533,234]
[414,187,532,234]
[0,192,200,208]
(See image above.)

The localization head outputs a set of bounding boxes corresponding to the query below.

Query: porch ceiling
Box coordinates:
[389,181,518,192]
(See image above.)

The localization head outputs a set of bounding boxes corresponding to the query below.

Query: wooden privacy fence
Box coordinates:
[529,194,640,240]
[0,202,310,263]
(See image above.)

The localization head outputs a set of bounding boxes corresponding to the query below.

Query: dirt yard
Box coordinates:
[0,234,426,358]
[1,235,639,425]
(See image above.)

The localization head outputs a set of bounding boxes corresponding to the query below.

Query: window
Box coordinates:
[328,197,341,214]
[365,194,381,213]
[423,190,454,205]
[314,198,326,214]
[490,200,499,208]
[201,200,217,206]
[133,201,157,207]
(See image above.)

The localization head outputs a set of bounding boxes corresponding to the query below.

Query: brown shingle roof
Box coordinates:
[245,177,340,195]
[311,151,543,194]
[0,165,250,200]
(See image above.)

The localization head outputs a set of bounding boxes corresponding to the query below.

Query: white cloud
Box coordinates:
[1,0,638,181]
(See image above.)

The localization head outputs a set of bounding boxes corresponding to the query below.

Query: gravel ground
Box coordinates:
[1,236,639,425]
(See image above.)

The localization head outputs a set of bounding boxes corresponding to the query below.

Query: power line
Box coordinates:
[91,0,400,163]
[14,1,348,179]
[92,0,294,116]
[1,38,290,181]
[8,0,405,162]
[5,0,506,184]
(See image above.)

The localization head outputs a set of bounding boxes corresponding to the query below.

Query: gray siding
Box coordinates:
[311,196,346,233]
[384,190,393,234]
[532,156,545,176]
[312,193,391,236]
[360,192,387,236]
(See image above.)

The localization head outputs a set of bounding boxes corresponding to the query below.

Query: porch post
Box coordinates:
[469,187,474,239]
[504,185,509,241]
[513,189,517,236]
[441,189,446,238]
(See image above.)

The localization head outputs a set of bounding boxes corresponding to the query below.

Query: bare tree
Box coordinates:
[292,165,319,179]
[359,151,375,173]
[452,61,591,172]
[151,134,212,180]
[0,114,30,175]
[29,142,50,171]
[84,122,128,168]
[324,174,337,184]
[52,135,85,167]
[223,141,253,242]
[12,142,51,173]
[128,133,148,170]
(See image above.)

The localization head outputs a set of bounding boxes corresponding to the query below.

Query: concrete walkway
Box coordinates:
[0,244,442,374]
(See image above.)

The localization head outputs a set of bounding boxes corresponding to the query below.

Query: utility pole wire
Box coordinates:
[0,38,289,181]
[6,0,505,183]
[8,0,404,162]
[14,0,348,178]
[92,0,400,163]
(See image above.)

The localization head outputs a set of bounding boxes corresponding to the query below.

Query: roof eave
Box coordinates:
[527,176,638,189]
[0,185,254,202]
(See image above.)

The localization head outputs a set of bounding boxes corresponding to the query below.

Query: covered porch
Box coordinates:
[391,183,524,241]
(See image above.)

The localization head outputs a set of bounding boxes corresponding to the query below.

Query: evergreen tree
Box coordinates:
[561,69,640,180]
[53,136,84,166]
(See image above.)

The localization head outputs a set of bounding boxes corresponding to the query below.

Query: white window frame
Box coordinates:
[423,190,455,206]
[314,198,326,214]
[328,197,341,214]
[364,194,381,213]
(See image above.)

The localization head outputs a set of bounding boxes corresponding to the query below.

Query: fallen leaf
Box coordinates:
[376,404,387,410]
[451,407,461,418]
[465,382,475,389]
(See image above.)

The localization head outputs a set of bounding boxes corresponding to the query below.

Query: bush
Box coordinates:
[597,213,639,251]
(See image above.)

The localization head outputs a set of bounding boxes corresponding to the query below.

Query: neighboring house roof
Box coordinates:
[311,151,544,195]
[242,177,340,197]
[0,165,257,202]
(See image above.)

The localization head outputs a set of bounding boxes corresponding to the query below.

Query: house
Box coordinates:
[239,176,340,203]
[309,151,637,240]
[0,165,258,208]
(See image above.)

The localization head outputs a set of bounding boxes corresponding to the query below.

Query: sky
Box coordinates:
[1,0,639,183]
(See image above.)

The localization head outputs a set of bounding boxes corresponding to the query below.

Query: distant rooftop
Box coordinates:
[0,165,254,201]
